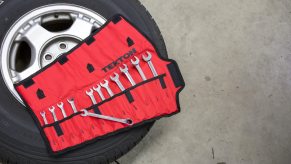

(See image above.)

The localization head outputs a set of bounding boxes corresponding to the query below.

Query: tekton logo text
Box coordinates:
[102,48,137,73]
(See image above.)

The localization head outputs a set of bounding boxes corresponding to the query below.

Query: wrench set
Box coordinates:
[87,53,157,104]
[39,52,158,125]
[15,15,184,155]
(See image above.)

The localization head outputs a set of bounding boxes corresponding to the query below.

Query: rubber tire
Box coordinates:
[0,0,167,163]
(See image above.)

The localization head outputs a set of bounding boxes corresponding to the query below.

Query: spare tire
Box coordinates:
[0,0,167,163]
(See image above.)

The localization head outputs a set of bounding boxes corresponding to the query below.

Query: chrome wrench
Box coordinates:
[81,109,133,125]
[67,98,78,113]
[143,51,158,77]
[110,73,125,91]
[40,111,48,125]
[93,84,106,101]
[131,56,147,81]
[120,64,136,86]
[48,106,58,122]
[57,102,67,118]
[86,88,97,105]
[100,80,114,97]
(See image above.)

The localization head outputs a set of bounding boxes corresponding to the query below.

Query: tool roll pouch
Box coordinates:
[15,15,185,155]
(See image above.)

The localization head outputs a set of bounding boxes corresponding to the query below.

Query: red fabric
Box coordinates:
[15,16,183,154]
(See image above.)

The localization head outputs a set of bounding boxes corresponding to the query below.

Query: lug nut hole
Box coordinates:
[59,42,67,50]
[45,54,53,60]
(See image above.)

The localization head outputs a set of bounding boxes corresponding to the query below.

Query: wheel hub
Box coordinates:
[40,36,80,67]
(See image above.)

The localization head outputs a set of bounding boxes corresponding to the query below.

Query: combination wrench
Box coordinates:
[81,109,133,125]
[131,56,147,81]
[57,102,67,118]
[120,64,136,86]
[86,89,97,105]
[110,73,125,91]
[67,98,78,113]
[100,80,114,97]
[40,111,48,125]
[143,51,158,77]
[49,106,58,122]
[93,84,106,101]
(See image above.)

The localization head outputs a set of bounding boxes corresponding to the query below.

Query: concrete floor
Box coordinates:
[118,0,291,164]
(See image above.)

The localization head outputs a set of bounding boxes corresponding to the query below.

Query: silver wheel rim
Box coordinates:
[0,4,106,104]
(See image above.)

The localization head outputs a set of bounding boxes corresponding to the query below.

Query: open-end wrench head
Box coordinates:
[48,106,55,112]
[67,98,78,113]
[142,51,152,61]
[119,64,128,72]
[40,111,46,116]
[57,102,64,108]
[100,80,109,87]
[80,109,89,116]
[86,88,94,95]
[93,84,101,91]
[131,56,140,65]
[67,98,74,103]
[110,73,119,81]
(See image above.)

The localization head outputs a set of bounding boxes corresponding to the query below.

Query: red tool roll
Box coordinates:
[15,15,185,155]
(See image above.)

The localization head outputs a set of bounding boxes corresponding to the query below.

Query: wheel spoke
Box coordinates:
[12,24,56,83]
[11,62,40,83]
[22,24,56,56]
[62,17,94,40]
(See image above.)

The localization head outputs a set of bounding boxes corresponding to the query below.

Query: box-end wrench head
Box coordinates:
[131,56,147,81]
[120,64,136,86]
[100,80,114,97]
[48,106,58,122]
[93,85,106,101]
[86,88,97,105]
[57,102,67,118]
[142,52,158,77]
[81,109,91,117]
[110,73,125,91]
[67,98,78,113]
[81,109,133,126]
[40,111,48,125]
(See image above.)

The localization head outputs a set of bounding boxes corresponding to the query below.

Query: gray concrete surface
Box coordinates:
[117,0,291,163]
